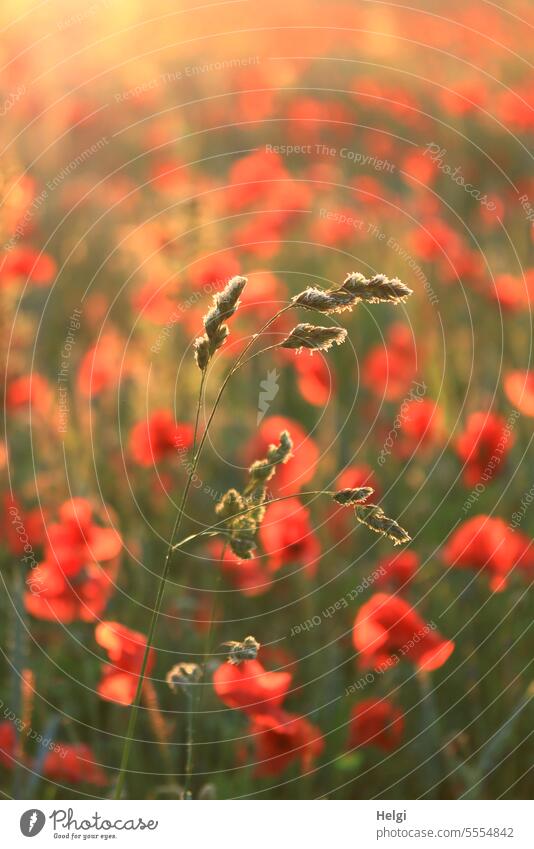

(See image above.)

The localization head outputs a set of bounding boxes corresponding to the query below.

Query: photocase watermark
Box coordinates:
[377,381,427,466]
[461,409,519,514]
[257,369,279,424]
[57,308,83,435]
[345,621,438,695]
[0,84,26,117]
[266,143,395,172]
[423,143,497,211]
[7,504,45,596]
[509,481,534,530]
[290,566,386,636]
[115,56,260,102]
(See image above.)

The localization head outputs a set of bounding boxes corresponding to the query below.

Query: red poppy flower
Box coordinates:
[487,274,529,311]
[129,410,193,466]
[259,498,321,577]
[362,323,417,401]
[226,150,288,210]
[455,412,514,487]
[211,541,273,597]
[0,247,56,286]
[0,722,16,768]
[131,279,178,323]
[43,744,107,786]
[353,593,454,671]
[188,252,240,290]
[77,332,126,397]
[375,550,419,590]
[3,494,48,554]
[395,399,445,457]
[249,709,324,776]
[95,621,155,706]
[248,416,319,495]
[46,498,122,577]
[439,80,488,117]
[6,373,52,414]
[442,515,534,592]
[504,371,534,417]
[311,206,365,246]
[25,560,117,623]
[213,659,291,714]
[293,353,332,406]
[348,698,404,752]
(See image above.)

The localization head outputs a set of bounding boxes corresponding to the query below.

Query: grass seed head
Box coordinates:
[280,323,348,353]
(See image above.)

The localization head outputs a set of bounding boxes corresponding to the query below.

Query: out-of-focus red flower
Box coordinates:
[362,323,417,401]
[375,550,419,590]
[210,541,273,597]
[6,374,52,414]
[249,709,324,776]
[0,722,16,768]
[131,279,178,323]
[395,399,445,457]
[497,86,534,132]
[0,247,56,286]
[348,698,404,752]
[293,353,332,406]
[77,332,126,397]
[504,371,534,417]
[25,560,117,623]
[96,621,155,706]
[46,498,122,577]
[455,412,514,487]
[487,274,529,311]
[353,593,454,671]
[43,744,108,786]
[3,494,48,554]
[226,150,288,210]
[442,515,534,592]
[149,158,189,193]
[188,252,240,290]
[311,206,365,246]
[439,80,488,117]
[259,498,321,577]
[327,465,381,542]
[213,659,291,714]
[248,416,319,495]
[129,410,193,466]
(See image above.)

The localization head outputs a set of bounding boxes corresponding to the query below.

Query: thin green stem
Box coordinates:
[114,304,291,799]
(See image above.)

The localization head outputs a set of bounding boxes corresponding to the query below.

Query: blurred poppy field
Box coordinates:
[1,0,533,800]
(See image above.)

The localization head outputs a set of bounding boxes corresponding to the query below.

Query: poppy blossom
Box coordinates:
[504,371,534,417]
[211,541,273,597]
[249,709,324,775]
[0,247,56,286]
[442,515,534,592]
[77,332,126,397]
[259,498,321,577]
[394,399,445,458]
[455,412,514,487]
[188,252,240,291]
[129,410,193,466]
[46,498,122,576]
[348,698,404,752]
[43,744,108,786]
[6,373,52,414]
[293,353,332,407]
[0,722,16,768]
[375,550,419,590]
[131,279,178,323]
[213,659,291,714]
[362,323,417,401]
[226,150,288,210]
[95,621,155,706]
[25,560,117,623]
[247,416,319,495]
[353,593,454,671]
[3,494,48,554]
